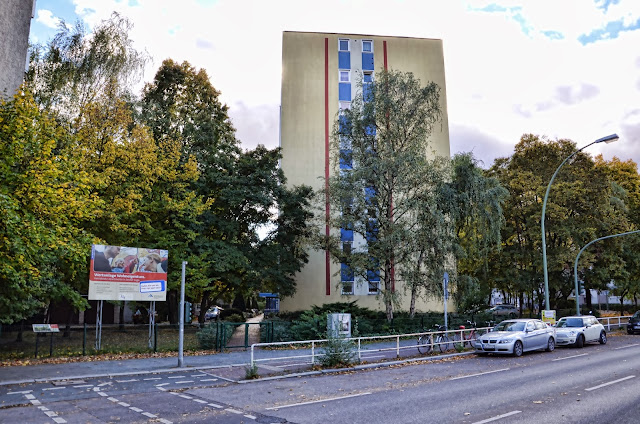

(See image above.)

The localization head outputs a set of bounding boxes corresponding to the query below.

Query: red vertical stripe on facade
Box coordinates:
[325,38,331,296]
[383,40,395,292]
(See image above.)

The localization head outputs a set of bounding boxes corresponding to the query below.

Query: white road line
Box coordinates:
[167,376,186,379]
[586,375,636,391]
[142,412,157,418]
[208,403,223,408]
[179,394,193,399]
[25,394,35,400]
[97,382,111,387]
[144,377,162,381]
[38,406,49,411]
[7,390,32,395]
[30,399,41,405]
[107,397,119,402]
[98,392,108,397]
[73,384,93,388]
[175,380,194,384]
[615,343,640,350]
[191,374,206,377]
[44,411,57,417]
[118,402,130,407]
[244,414,257,419]
[552,353,588,361]
[43,387,65,391]
[472,410,522,424]
[115,379,138,383]
[193,399,208,404]
[158,419,173,424]
[226,408,243,414]
[130,407,143,412]
[156,383,169,387]
[169,392,180,395]
[200,378,218,382]
[265,392,373,410]
[157,387,167,391]
[450,368,510,381]
[52,417,67,424]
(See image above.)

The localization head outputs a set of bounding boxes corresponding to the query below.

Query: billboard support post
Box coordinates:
[95,300,103,350]
[178,261,187,368]
[148,301,156,349]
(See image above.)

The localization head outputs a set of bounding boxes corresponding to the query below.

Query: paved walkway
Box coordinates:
[225,314,263,349]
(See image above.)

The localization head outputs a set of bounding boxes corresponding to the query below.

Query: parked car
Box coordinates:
[475,319,556,357]
[488,304,518,318]
[555,315,607,347]
[204,306,222,321]
[627,311,640,334]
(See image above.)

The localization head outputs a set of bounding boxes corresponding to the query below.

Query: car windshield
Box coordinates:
[556,318,584,328]
[634,311,640,319]
[494,321,525,332]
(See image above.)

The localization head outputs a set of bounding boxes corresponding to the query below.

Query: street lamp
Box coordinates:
[541,133,619,311]
[574,230,640,315]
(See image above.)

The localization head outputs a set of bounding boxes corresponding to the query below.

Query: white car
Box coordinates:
[554,315,607,347]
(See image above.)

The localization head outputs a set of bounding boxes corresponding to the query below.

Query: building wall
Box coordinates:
[280,31,452,312]
[0,0,34,99]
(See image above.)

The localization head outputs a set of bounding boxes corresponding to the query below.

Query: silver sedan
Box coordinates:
[475,319,556,357]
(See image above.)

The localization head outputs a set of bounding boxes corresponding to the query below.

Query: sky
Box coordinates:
[29,0,640,169]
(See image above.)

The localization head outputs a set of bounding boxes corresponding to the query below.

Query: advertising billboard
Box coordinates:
[88,244,168,301]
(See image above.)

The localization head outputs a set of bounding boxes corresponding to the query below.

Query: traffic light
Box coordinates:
[184,301,192,323]
[579,282,585,296]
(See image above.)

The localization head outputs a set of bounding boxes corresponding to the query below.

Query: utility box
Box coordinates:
[327,313,351,338]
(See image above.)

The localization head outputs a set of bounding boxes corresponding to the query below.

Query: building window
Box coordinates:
[339,39,350,52]
[342,281,354,295]
[363,72,373,83]
[362,40,373,53]
[339,101,351,111]
[368,281,379,294]
[339,70,350,83]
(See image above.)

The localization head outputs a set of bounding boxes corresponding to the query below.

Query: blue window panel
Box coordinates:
[338,51,350,69]
[339,149,352,170]
[338,115,351,134]
[367,269,380,282]
[366,219,378,242]
[363,73,373,83]
[363,84,373,103]
[365,186,376,201]
[341,228,354,241]
[362,52,374,71]
[365,124,376,136]
[339,83,351,101]
[341,263,354,282]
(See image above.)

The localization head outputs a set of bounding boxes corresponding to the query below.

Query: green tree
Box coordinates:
[323,69,444,321]
[0,93,97,324]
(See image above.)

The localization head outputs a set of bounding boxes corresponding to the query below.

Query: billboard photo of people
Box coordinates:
[89,244,168,301]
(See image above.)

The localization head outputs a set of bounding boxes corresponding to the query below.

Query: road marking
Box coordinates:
[193,399,208,404]
[7,390,32,395]
[43,387,65,391]
[115,379,138,383]
[586,375,636,391]
[175,380,194,384]
[108,397,119,402]
[244,414,257,419]
[156,383,169,387]
[73,384,93,388]
[130,407,143,412]
[52,418,67,424]
[191,374,206,377]
[25,394,35,400]
[552,353,588,361]
[142,412,157,418]
[265,392,373,410]
[450,368,510,381]
[472,410,522,424]
[208,403,223,408]
[144,377,162,381]
[226,408,243,414]
[38,406,49,411]
[179,394,193,399]
[44,411,57,417]
[200,378,218,382]
[615,343,640,350]
[118,402,130,407]
[168,376,186,379]
[30,399,42,405]
[97,382,111,387]
[158,419,173,424]
[157,386,167,391]
[98,392,108,397]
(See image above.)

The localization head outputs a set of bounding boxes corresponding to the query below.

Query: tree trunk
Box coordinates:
[384,259,394,322]
[168,289,178,324]
[409,283,417,318]
[198,297,210,327]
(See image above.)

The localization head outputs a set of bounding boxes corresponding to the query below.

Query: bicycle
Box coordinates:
[417,324,452,354]
[453,320,477,348]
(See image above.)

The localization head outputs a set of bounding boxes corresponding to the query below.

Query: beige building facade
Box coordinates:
[280,31,452,312]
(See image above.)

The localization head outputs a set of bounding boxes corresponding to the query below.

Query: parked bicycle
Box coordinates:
[453,320,478,348]
[417,324,452,354]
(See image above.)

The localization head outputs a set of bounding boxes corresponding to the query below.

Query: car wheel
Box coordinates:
[546,337,555,352]
[575,334,584,348]
[599,331,607,345]
[513,340,523,357]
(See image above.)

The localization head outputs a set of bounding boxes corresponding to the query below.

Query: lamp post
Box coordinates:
[541,133,618,311]
[574,230,640,315]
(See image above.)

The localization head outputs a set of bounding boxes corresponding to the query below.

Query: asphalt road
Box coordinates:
[2,333,639,423]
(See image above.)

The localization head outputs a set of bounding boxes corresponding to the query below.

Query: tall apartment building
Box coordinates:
[279,31,451,312]
[0,0,35,99]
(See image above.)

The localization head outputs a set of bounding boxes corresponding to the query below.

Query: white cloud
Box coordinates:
[36,9,61,29]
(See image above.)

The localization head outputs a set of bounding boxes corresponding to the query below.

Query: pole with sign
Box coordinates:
[178,261,187,368]
[443,272,449,330]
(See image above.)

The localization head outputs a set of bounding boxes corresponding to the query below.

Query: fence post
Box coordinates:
[82,322,86,356]
[244,323,249,349]
[311,341,315,365]
[154,322,158,353]
[396,335,400,358]
[358,338,361,362]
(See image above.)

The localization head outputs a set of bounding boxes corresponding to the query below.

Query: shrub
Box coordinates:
[224,313,244,323]
[319,335,357,368]
[245,363,259,379]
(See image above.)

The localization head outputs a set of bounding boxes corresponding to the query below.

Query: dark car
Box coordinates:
[488,304,518,318]
[627,311,640,334]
